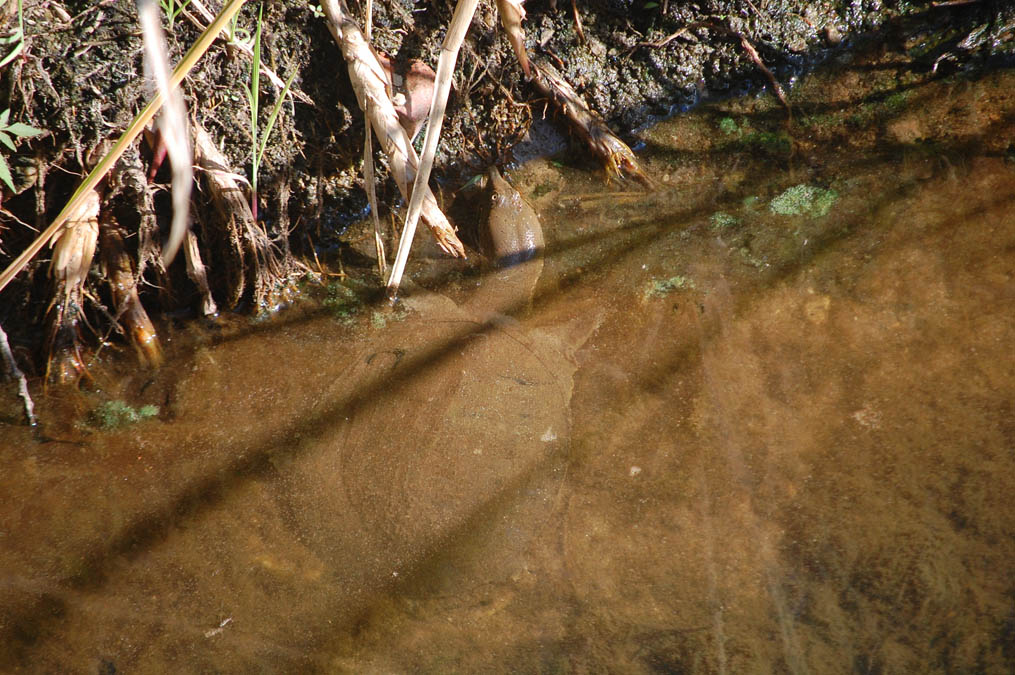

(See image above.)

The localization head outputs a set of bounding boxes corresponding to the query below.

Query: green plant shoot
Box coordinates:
[159,0,193,31]
[245,4,296,222]
[246,3,263,218]
[0,108,43,192]
[0,0,25,68]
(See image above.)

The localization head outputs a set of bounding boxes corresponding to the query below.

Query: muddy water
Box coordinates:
[3,53,1015,672]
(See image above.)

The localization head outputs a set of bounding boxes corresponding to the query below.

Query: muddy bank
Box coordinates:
[1,0,1014,381]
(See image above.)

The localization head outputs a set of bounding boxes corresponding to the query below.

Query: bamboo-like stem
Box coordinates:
[386,0,479,299]
[362,0,386,275]
[0,0,247,296]
[319,0,464,265]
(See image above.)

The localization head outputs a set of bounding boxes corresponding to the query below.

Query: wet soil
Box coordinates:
[2,36,1015,674]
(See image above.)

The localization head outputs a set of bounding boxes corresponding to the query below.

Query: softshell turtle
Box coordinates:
[164,173,599,617]
[481,166,544,268]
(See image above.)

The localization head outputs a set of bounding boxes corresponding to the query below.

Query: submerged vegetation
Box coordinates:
[770,184,839,218]
[88,400,159,430]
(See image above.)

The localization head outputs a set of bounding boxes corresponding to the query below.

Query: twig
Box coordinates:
[628,20,791,118]
[571,0,586,44]
[387,0,479,298]
[734,31,791,118]
[0,322,36,426]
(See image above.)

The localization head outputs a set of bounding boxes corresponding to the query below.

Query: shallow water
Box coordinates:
[2,51,1015,672]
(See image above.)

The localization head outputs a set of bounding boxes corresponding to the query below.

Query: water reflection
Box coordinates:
[2,53,1015,672]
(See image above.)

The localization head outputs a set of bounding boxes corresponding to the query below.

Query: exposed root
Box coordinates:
[531,58,651,186]
[193,123,248,306]
[99,213,164,367]
[193,122,294,312]
[184,228,218,317]
[46,185,101,384]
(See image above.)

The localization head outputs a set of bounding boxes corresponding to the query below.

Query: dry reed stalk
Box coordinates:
[139,0,192,265]
[532,58,651,186]
[491,2,649,185]
[193,123,286,310]
[361,0,386,275]
[319,0,465,260]
[0,322,36,426]
[387,0,478,297]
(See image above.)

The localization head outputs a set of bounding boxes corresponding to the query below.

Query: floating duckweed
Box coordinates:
[770,184,839,217]
[644,275,695,300]
[709,211,740,231]
[90,400,159,430]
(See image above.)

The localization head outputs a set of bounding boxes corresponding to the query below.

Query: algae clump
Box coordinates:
[90,400,159,429]
[770,184,838,217]
[644,275,695,300]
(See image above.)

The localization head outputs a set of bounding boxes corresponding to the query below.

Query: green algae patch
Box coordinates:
[709,211,740,231]
[90,400,159,430]
[324,279,370,323]
[644,275,695,301]
[370,306,408,330]
[719,117,740,136]
[770,184,839,218]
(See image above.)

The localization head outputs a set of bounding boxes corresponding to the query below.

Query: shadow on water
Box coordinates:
[4,34,1015,672]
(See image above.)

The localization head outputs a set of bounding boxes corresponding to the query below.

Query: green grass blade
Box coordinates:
[255,67,297,170]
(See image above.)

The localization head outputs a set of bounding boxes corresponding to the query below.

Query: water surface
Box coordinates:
[2,50,1014,672]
